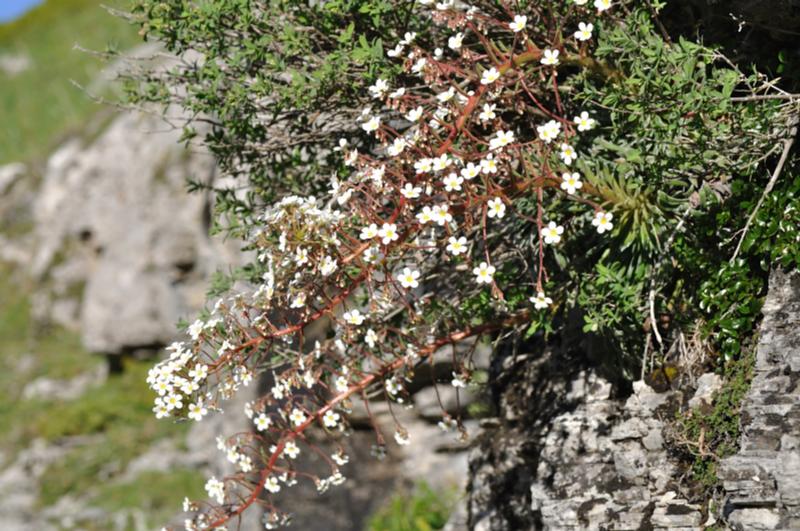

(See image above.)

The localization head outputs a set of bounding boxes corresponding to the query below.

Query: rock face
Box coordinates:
[466,345,704,531]
[719,268,800,530]
[30,111,241,354]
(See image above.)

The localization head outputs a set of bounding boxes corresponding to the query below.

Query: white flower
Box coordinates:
[432,154,451,172]
[400,31,416,45]
[560,172,583,194]
[255,413,272,431]
[296,247,309,265]
[334,375,349,393]
[406,106,424,122]
[368,79,389,99]
[401,183,422,199]
[284,441,300,459]
[394,431,410,446]
[461,162,481,180]
[432,204,453,226]
[437,87,455,103]
[188,319,204,340]
[531,291,553,309]
[360,223,379,240]
[495,130,515,151]
[414,158,433,174]
[189,364,208,381]
[397,267,421,289]
[289,408,307,426]
[343,309,366,326]
[560,143,578,165]
[473,262,496,284]
[386,44,404,57]
[448,32,464,50]
[320,255,337,276]
[509,15,527,33]
[290,292,307,308]
[594,0,612,12]
[443,173,464,191]
[188,401,208,421]
[481,67,500,85]
[365,328,378,348]
[537,120,561,143]
[385,377,400,396]
[573,0,588,4]
[412,58,427,74]
[362,115,380,133]
[264,476,281,494]
[447,236,468,256]
[487,197,506,219]
[451,372,467,387]
[323,410,341,428]
[205,477,225,504]
[388,137,406,156]
[541,49,560,66]
[416,206,434,225]
[480,156,498,174]
[479,104,496,122]
[332,452,349,466]
[378,223,399,244]
[542,221,564,244]
[575,22,594,41]
[153,403,169,419]
[389,87,405,99]
[164,393,183,411]
[592,211,614,233]
[574,111,596,132]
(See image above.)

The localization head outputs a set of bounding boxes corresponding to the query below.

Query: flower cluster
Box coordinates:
[156,1,621,529]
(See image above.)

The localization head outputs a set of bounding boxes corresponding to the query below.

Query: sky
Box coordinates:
[0,0,43,23]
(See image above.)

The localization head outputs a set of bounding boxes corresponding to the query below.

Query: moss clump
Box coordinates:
[671,348,756,490]
[367,482,456,531]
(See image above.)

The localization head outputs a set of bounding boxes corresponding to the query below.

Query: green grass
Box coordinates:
[367,482,456,531]
[0,0,140,164]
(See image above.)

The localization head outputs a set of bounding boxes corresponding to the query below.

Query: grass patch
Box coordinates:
[0,0,140,164]
[367,482,456,531]
[92,469,206,528]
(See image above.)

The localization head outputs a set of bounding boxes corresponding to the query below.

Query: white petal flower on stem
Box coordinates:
[559,143,578,165]
[541,49,560,66]
[289,408,307,426]
[416,206,434,225]
[385,377,401,396]
[188,401,208,421]
[537,120,562,143]
[343,309,366,326]
[365,328,378,348]
[334,375,349,393]
[361,115,380,133]
[320,255,337,276]
[205,477,225,504]
[509,15,527,33]
[387,137,406,157]
[478,103,496,122]
[592,211,614,233]
[594,0,612,12]
[481,67,500,85]
[323,410,341,428]
[447,236,468,256]
[368,79,389,99]
[480,156,498,174]
[406,106,424,121]
[574,111,596,132]
[443,173,464,191]
[264,476,281,494]
[378,223,399,244]
[387,44,404,57]
[575,22,594,41]
[284,441,300,459]
[560,172,583,194]
[531,291,553,309]
[487,197,507,219]
[360,223,379,240]
[448,32,464,50]
[401,183,422,199]
[473,262,496,284]
[414,158,433,174]
[397,267,421,289]
[254,413,272,431]
[432,154,451,172]
[490,129,515,150]
[432,204,453,225]
[461,162,481,180]
[542,221,564,244]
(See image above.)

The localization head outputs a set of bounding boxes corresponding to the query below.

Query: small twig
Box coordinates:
[730,93,800,102]
[731,116,799,262]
